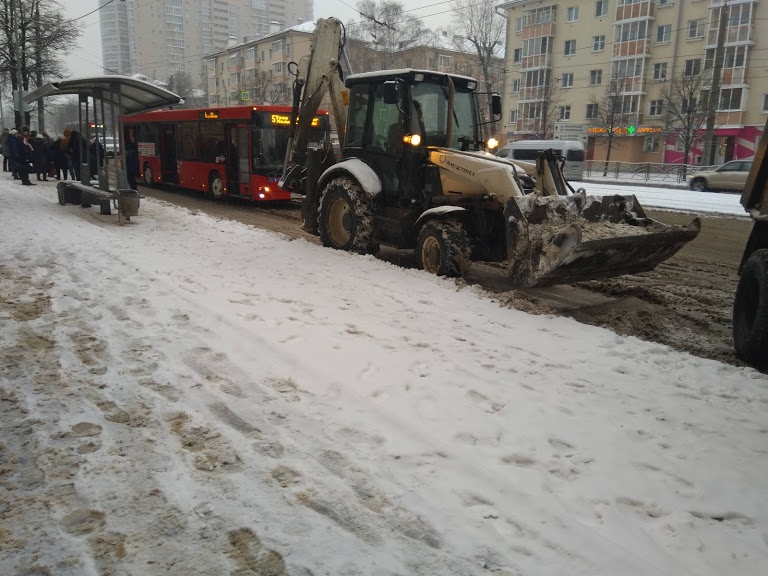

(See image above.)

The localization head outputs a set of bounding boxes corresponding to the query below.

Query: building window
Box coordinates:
[656,24,672,44]
[567,6,579,22]
[515,17,523,33]
[649,100,663,116]
[658,0,673,6]
[653,62,667,81]
[682,97,698,114]
[438,55,452,67]
[589,69,603,85]
[513,48,521,63]
[684,59,701,77]
[512,79,520,93]
[644,136,660,152]
[510,109,518,123]
[564,40,576,56]
[559,106,571,120]
[586,103,598,119]
[688,19,705,39]
[618,0,643,4]
[719,88,742,110]
[763,94,768,113]
[595,0,608,17]
[562,73,574,88]
[593,35,605,52]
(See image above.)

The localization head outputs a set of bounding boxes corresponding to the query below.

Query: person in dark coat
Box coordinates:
[65,130,85,181]
[88,136,104,179]
[32,134,48,181]
[6,129,19,179]
[15,126,34,186]
[125,126,140,190]
[1,128,9,172]
[51,137,69,180]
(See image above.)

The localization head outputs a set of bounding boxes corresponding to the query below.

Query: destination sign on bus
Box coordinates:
[270,114,320,127]
[200,110,220,119]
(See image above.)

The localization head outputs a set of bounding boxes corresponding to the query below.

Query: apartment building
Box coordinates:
[204,22,316,108]
[206,26,503,126]
[99,0,313,88]
[498,0,766,165]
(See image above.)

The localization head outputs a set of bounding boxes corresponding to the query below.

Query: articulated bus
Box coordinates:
[122,105,331,201]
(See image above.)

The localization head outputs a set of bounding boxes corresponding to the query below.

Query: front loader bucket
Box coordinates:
[504,192,701,288]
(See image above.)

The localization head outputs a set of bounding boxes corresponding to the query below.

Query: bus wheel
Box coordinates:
[209,172,223,199]
[143,164,153,186]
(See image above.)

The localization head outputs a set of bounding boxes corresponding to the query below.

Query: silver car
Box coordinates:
[688,159,753,192]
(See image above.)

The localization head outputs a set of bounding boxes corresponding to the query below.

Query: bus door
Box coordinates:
[226,123,250,196]
[160,124,178,184]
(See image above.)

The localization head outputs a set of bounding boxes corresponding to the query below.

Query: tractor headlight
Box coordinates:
[486,137,499,151]
[405,134,422,146]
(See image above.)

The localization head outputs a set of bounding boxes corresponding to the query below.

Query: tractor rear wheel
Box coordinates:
[318,177,376,254]
[417,220,471,277]
[733,249,768,369]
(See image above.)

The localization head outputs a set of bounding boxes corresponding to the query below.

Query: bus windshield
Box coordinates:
[252,111,329,174]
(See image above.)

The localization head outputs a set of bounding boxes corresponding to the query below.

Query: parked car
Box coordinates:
[688,159,753,192]
[102,136,119,158]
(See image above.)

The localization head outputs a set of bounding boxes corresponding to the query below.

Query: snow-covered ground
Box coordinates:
[2,179,766,575]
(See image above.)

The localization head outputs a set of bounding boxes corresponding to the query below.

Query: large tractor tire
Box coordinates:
[416,220,471,277]
[318,177,376,254]
[733,249,768,369]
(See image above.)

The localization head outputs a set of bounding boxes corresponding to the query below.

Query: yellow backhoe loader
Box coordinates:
[280,18,700,288]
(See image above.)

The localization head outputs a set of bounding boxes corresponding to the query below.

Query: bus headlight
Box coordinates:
[404,134,421,147]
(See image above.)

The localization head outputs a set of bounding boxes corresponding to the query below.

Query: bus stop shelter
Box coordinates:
[25,75,181,222]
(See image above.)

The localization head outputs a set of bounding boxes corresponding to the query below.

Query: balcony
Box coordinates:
[522,22,556,41]
[611,39,651,59]
[706,23,754,46]
[518,85,549,103]
[520,53,551,71]
[615,0,654,22]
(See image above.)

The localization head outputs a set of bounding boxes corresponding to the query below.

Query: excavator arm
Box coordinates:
[279,18,348,192]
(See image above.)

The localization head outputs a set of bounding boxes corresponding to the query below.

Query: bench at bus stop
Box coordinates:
[56,177,140,225]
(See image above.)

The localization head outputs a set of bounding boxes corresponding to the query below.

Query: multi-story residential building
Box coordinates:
[205,22,316,108]
[206,25,503,130]
[498,0,765,165]
[98,0,137,75]
[99,0,313,88]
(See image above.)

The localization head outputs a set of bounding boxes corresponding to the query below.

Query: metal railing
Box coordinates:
[584,160,717,185]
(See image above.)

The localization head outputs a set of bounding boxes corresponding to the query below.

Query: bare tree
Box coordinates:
[588,77,628,176]
[661,71,709,177]
[348,1,426,70]
[0,0,80,128]
[450,0,504,119]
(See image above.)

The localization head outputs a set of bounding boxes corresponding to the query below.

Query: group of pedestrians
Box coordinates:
[1,126,140,191]
[1,126,93,186]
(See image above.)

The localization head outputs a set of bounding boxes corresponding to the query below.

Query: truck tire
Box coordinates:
[416,220,471,277]
[733,249,768,368]
[318,177,375,254]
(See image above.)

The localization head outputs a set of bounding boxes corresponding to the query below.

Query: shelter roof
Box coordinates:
[25,75,182,114]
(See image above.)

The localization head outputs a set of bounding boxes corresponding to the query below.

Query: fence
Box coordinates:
[584,160,717,186]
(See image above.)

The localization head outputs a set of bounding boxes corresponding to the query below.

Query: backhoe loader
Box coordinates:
[733,118,768,369]
[280,18,700,288]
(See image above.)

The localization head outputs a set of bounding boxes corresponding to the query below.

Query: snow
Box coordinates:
[2,179,767,576]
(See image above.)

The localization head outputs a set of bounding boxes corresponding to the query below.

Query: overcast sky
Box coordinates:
[60,0,455,78]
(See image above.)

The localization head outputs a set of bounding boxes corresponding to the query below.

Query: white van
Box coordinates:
[497,139,585,180]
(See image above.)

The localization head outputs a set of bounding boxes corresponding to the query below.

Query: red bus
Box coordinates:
[122,105,331,201]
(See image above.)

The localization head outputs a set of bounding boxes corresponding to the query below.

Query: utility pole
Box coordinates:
[702,2,728,166]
